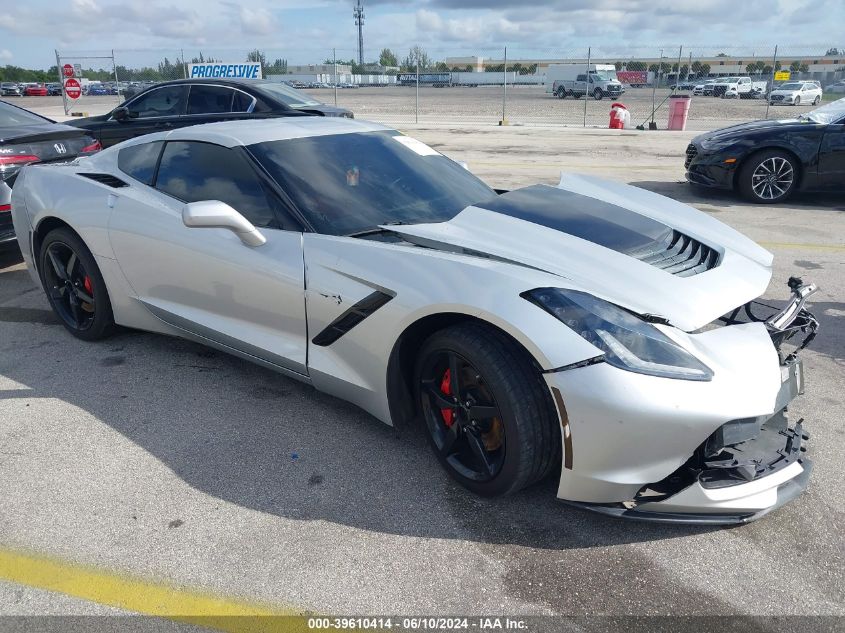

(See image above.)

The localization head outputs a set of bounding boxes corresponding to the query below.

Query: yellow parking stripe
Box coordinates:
[759,241,845,252]
[0,548,309,632]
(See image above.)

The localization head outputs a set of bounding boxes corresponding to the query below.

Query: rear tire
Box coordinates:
[593,88,603,100]
[813,95,820,105]
[415,323,560,497]
[38,227,115,341]
[737,149,798,204]
[555,87,566,99]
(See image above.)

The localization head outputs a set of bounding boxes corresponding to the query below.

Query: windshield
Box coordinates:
[256,82,323,108]
[0,100,50,126]
[800,97,845,124]
[249,131,497,235]
[778,83,803,91]
[591,70,618,81]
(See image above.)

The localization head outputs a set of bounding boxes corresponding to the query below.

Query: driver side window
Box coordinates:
[153,141,292,230]
[126,86,188,118]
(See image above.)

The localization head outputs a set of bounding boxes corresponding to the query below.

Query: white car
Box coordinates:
[10,117,818,524]
[692,79,717,96]
[769,81,822,106]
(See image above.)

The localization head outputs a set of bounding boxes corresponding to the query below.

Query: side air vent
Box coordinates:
[79,173,129,188]
[312,290,394,347]
[628,230,719,278]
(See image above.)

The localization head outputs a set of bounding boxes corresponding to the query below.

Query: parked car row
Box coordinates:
[0,82,51,96]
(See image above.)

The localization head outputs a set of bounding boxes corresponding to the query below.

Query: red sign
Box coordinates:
[62,64,75,78]
[64,78,82,100]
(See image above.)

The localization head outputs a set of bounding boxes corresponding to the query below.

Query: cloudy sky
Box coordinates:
[0,0,842,69]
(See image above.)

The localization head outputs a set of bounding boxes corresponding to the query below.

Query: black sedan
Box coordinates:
[686,97,845,203]
[0,100,100,247]
[67,79,354,148]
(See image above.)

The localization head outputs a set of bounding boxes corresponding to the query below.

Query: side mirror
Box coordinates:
[182,200,266,247]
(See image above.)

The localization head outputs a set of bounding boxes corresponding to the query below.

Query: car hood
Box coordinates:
[770,89,800,96]
[693,117,819,142]
[385,174,773,332]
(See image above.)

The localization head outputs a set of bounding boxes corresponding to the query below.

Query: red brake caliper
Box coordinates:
[83,276,93,295]
[440,368,454,427]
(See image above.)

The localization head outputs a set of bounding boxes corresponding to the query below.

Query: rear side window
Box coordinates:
[187,85,234,114]
[232,90,255,113]
[154,141,279,228]
[117,141,163,185]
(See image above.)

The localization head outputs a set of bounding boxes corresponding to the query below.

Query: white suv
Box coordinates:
[769,81,822,106]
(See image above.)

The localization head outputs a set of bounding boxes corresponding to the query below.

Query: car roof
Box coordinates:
[141,78,281,89]
[117,117,391,149]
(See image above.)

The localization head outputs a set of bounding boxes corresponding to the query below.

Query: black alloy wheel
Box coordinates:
[39,227,115,340]
[416,323,560,497]
[420,349,507,484]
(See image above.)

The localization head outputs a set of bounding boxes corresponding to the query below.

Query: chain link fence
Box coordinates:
[55,45,845,129]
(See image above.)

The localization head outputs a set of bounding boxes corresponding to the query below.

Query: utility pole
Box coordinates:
[353,0,365,67]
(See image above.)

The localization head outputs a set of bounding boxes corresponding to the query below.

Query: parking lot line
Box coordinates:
[759,241,845,252]
[0,547,306,632]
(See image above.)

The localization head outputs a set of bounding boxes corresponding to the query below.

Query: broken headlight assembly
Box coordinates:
[523,288,713,381]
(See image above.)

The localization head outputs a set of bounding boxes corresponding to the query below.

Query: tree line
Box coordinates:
[3,46,841,84]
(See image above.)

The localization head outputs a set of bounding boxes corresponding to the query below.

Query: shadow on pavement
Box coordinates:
[0,284,720,551]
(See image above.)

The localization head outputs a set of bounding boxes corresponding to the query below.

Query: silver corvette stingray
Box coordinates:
[10,117,818,524]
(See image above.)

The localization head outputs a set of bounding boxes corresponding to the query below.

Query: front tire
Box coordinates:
[39,227,115,340]
[593,88,603,100]
[415,323,560,497]
[794,96,801,106]
[737,150,798,204]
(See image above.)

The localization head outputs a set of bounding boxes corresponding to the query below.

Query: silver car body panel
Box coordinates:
[10,117,813,522]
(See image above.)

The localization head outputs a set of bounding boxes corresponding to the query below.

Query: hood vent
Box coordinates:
[628,229,719,277]
[79,172,128,188]
[476,185,719,277]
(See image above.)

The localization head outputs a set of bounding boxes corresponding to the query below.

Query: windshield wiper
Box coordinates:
[346,221,411,238]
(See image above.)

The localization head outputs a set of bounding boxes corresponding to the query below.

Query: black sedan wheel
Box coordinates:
[738,150,798,203]
[39,227,115,340]
[416,323,560,497]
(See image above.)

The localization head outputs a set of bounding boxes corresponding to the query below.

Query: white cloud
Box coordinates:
[239,6,278,36]
[0,49,12,60]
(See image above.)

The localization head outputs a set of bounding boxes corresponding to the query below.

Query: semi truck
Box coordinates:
[546,63,624,100]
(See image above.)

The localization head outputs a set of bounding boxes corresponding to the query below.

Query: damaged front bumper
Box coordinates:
[550,278,819,525]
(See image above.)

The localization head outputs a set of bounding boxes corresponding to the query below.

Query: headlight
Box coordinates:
[523,288,713,381]
[699,137,734,152]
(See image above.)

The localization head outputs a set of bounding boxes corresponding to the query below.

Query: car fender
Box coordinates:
[303,234,602,425]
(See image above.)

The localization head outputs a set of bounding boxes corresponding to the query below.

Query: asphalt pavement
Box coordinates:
[0,124,842,622]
